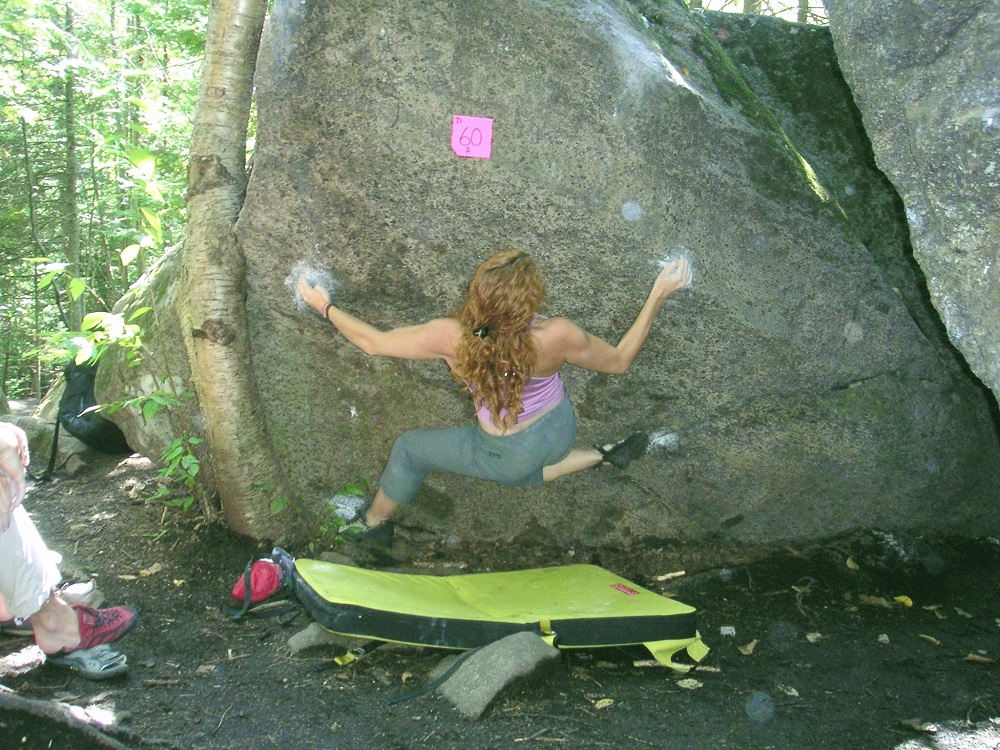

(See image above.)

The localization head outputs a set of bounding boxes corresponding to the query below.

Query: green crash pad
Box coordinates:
[292,560,709,671]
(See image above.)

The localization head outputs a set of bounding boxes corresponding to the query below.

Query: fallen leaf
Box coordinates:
[918,634,942,646]
[738,639,758,656]
[172,579,186,587]
[632,660,663,668]
[806,632,823,644]
[117,574,138,581]
[900,719,938,734]
[846,556,859,570]
[954,608,972,619]
[595,661,617,670]
[893,595,913,608]
[196,664,216,674]
[964,653,993,664]
[593,698,614,709]
[694,665,721,673]
[778,684,800,698]
[401,672,413,683]
[654,570,686,582]
[139,563,163,577]
[858,594,893,609]
[676,678,703,690]
[878,634,891,645]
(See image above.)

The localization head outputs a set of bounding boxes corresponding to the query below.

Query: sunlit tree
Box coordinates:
[0,0,205,398]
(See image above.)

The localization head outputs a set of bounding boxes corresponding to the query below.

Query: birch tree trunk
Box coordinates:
[180,0,289,538]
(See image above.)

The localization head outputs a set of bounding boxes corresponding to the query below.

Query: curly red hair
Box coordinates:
[451,249,546,430]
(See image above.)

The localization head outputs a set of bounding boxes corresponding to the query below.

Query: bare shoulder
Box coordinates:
[533,316,588,364]
[535,316,586,344]
[427,316,463,337]
[421,316,463,356]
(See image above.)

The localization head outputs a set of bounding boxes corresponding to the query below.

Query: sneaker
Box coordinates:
[69,605,139,652]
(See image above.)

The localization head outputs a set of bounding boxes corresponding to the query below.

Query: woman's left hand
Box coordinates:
[298,276,331,316]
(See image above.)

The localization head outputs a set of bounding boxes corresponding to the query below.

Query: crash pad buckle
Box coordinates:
[539,617,558,646]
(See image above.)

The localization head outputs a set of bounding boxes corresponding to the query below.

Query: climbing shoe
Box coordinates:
[338,516,394,545]
[594,431,650,470]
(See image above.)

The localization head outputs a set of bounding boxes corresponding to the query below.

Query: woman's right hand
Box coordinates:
[298,276,332,316]
[652,257,693,302]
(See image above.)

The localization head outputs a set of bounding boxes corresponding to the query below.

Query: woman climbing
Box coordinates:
[297,249,692,541]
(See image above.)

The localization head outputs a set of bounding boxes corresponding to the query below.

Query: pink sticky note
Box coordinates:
[451,115,493,159]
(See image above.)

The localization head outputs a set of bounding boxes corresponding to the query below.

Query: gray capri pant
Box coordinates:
[378,396,576,505]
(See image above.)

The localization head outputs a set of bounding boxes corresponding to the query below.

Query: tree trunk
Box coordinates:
[180,0,288,537]
[61,1,82,332]
[21,117,44,399]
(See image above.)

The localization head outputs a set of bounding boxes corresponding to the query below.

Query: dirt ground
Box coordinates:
[1,451,998,750]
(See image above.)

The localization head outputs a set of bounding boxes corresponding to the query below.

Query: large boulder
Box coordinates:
[103,0,1000,547]
[825,0,1000,402]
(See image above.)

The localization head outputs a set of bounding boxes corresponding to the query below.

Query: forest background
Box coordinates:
[0,0,826,503]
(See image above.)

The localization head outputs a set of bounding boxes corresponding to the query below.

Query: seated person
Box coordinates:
[1,421,137,677]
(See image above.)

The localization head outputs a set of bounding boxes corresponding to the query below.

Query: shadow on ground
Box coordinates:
[1,453,997,749]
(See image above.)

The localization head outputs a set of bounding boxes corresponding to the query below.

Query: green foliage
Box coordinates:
[150,435,203,512]
[0,1,213,513]
[269,477,371,554]
[0,0,205,399]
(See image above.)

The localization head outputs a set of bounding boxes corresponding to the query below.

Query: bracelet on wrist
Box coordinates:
[322,302,333,319]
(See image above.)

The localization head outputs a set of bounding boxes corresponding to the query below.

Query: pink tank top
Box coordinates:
[475,371,565,426]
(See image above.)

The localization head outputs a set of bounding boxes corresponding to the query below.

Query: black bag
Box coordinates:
[58,361,131,454]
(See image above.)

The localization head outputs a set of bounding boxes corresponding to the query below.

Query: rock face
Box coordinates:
[824,0,1000,402]
[104,0,999,547]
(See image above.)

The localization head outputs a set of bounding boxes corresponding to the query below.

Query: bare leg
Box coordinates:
[28,594,81,655]
[542,447,604,482]
[0,595,12,621]
[364,487,401,527]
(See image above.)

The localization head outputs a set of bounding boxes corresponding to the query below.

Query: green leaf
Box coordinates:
[68,277,86,301]
[270,496,289,515]
[144,181,164,203]
[81,312,110,331]
[37,271,59,290]
[141,399,164,421]
[120,243,140,266]
[127,147,156,179]
[140,207,162,244]
[73,342,95,364]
